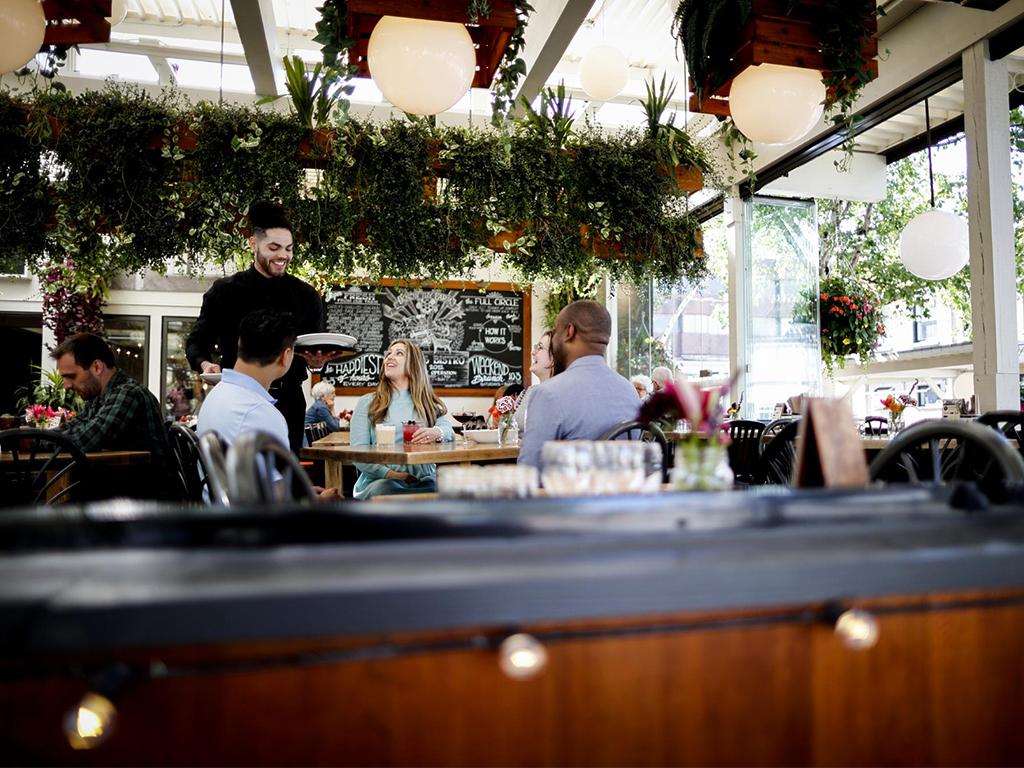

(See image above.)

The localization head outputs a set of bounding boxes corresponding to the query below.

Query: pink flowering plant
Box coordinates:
[795,276,885,376]
[638,374,738,445]
[23,404,75,428]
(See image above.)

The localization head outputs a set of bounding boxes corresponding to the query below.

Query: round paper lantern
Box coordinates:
[107,0,129,27]
[729,63,825,146]
[899,208,969,280]
[579,44,628,102]
[0,0,45,76]
[367,16,475,116]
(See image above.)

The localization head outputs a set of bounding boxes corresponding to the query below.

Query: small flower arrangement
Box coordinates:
[24,404,75,428]
[880,393,915,416]
[338,408,353,426]
[638,375,737,446]
[489,395,519,422]
[795,276,885,376]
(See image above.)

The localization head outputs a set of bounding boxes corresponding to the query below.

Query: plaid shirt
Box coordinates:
[59,370,170,467]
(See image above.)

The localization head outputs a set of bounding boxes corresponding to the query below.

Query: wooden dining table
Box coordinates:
[302,434,520,491]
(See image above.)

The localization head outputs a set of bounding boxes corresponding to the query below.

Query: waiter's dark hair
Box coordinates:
[248,201,292,236]
[237,310,297,366]
[50,332,116,369]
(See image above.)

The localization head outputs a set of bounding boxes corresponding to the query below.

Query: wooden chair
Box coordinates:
[752,419,801,485]
[599,420,670,482]
[869,419,1024,501]
[227,432,318,505]
[725,420,765,486]
[198,432,231,506]
[0,428,89,506]
[862,416,888,436]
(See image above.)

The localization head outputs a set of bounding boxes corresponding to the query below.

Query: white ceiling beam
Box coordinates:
[512,0,596,117]
[228,0,282,96]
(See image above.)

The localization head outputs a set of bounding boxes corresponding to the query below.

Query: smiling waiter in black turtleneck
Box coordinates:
[187,202,324,453]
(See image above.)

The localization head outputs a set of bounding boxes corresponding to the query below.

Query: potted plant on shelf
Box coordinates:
[794,275,885,377]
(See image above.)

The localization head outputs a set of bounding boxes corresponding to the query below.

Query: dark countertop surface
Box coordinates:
[2,487,1023,654]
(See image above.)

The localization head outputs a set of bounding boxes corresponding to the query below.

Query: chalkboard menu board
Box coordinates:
[320,281,531,396]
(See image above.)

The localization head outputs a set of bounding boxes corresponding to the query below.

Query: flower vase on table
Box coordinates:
[881,390,915,437]
[888,411,904,435]
[490,393,521,447]
[637,369,740,492]
[672,437,734,491]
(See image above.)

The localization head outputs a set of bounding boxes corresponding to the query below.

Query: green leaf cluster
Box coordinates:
[0,81,709,291]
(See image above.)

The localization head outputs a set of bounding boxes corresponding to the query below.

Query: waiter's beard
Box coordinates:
[254,244,290,277]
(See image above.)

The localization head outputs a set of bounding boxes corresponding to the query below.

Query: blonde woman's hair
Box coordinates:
[368,339,448,427]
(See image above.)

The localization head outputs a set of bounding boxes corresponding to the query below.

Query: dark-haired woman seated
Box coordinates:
[349,339,456,499]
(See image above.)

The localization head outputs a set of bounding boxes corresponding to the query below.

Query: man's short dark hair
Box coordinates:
[248,202,292,236]
[237,310,297,366]
[561,300,612,345]
[50,333,116,369]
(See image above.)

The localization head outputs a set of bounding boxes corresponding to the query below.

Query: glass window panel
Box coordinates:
[105,315,149,387]
[743,197,820,420]
[163,317,205,422]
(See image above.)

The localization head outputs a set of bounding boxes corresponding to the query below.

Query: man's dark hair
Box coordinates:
[237,310,297,366]
[248,201,292,236]
[50,333,116,369]
[561,300,612,345]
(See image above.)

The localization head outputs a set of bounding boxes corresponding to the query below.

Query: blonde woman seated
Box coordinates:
[350,339,457,499]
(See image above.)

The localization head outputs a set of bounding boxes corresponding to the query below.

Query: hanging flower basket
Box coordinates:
[795,275,885,376]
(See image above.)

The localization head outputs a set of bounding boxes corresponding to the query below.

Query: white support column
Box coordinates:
[963,40,1018,412]
[725,192,750,414]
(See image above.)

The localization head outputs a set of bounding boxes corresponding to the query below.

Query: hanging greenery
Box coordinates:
[0,81,709,292]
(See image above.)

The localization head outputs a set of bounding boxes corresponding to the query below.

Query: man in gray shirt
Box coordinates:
[518,300,640,468]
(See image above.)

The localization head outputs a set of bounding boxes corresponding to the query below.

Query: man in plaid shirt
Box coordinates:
[52,333,171,497]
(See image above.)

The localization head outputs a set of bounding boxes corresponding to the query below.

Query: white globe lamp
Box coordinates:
[107,0,129,27]
[728,63,825,146]
[367,16,476,116]
[0,0,46,76]
[579,44,628,102]
[899,209,969,280]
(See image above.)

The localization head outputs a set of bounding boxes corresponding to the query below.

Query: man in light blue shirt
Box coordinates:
[198,310,294,450]
[518,300,640,468]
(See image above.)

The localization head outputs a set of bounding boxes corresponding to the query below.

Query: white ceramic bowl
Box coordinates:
[466,428,500,444]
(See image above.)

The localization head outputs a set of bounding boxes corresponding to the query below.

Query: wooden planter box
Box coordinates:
[658,162,704,195]
[689,0,878,118]
[346,0,518,89]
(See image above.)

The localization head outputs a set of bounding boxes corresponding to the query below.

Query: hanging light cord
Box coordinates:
[925,97,935,209]
[219,0,226,106]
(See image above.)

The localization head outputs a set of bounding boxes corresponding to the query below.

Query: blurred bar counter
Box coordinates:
[2,487,1024,765]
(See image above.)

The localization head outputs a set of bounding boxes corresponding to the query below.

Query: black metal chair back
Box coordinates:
[227,432,318,505]
[304,420,330,445]
[598,420,669,483]
[976,411,1024,457]
[168,423,204,502]
[862,416,888,436]
[759,418,796,456]
[0,428,89,507]
[198,432,231,506]
[725,420,765,486]
[869,419,1024,501]
[752,419,801,486]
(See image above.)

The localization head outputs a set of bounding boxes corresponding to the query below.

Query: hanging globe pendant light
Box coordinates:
[729,63,825,146]
[0,0,46,76]
[107,0,129,27]
[367,16,476,116]
[899,99,969,281]
[579,44,628,102]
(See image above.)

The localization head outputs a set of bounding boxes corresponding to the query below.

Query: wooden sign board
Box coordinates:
[319,280,530,397]
[793,398,869,489]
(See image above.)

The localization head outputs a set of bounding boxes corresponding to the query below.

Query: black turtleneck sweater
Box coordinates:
[187,266,324,451]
